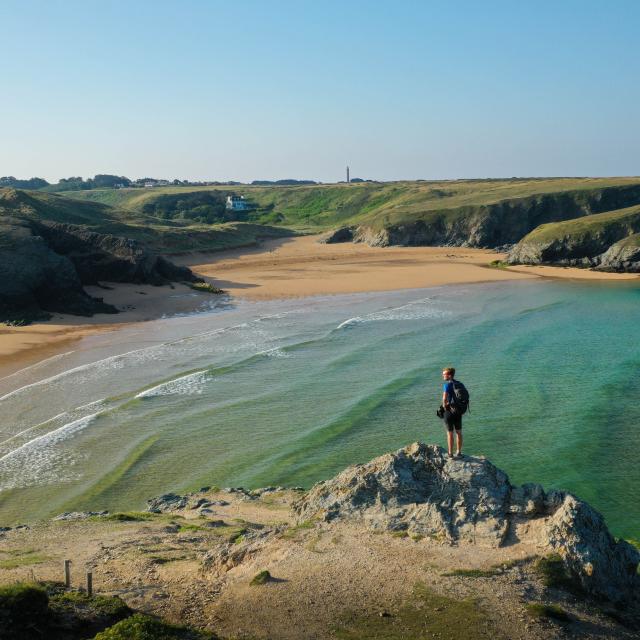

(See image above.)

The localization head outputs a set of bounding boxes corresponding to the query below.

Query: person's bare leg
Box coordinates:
[456,429,463,455]
[447,430,454,456]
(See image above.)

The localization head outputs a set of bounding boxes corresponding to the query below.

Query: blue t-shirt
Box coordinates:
[443,381,454,403]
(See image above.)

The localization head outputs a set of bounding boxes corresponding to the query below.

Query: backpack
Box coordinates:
[449,379,470,415]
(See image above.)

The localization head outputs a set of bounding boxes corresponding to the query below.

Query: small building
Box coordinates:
[226,195,252,211]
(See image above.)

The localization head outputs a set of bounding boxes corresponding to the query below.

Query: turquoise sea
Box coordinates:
[0,280,639,540]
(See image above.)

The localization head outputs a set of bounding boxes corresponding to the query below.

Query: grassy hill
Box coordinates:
[65,178,640,231]
[0,188,292,254]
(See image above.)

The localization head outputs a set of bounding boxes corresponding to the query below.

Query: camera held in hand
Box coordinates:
[436,405,445,419]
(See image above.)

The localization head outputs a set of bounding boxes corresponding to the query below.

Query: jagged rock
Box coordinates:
[53,511,109,521]
[293,443,511,545]
[202,529,274,574]
[320,227,354,243]
[292,442,640,603]
[544,495,639,603]
[189,497,212,509]
[0,217,117,324]
[594,236,640,272]
[146,493,188,513]
[34,221,198,286]
[0,189,202,324]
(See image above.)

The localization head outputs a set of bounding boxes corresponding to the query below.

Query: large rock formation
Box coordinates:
[33,221,197,285]
[0,217,117,324]
[595,236,640,271]
[293,442,639,603]
[0,218,200,324]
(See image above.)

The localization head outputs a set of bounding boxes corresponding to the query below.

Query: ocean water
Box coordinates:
[0,281,639,539]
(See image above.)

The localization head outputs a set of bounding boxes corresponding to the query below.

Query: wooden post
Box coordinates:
[86,572,93,597]
[64,560,71,587]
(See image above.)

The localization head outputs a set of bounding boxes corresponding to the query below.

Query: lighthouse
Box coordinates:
[346,165,350,183]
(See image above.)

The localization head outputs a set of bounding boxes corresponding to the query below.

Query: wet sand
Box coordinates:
[1,235,638,376]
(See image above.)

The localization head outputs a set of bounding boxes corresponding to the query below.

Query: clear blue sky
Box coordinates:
[1,0,639,183]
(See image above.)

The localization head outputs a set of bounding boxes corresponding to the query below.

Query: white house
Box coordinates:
[226,195,251,211]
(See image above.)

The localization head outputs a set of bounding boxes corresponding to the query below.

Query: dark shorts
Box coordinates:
[444,410,462,432]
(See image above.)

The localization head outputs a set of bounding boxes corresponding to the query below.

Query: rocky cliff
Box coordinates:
[0,217,200,325]
[507,204,640,269]
[325,184,640,251]
[293,443,639,604]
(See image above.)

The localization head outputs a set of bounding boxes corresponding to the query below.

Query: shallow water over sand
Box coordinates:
[1,281,639,539]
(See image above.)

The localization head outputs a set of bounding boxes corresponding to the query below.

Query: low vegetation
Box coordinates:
[335,582,498,640]
[534,554,583,594]
[525,602,571,622]
[93,612,216,639]
[250,570,272,586]
[187,282,226,294]
[0,549,49,569]
[0,581,133,640]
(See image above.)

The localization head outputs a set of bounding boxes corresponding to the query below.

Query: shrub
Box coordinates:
[94,613,215,639]
[250,570,272,586]
[187,282,225,295]
[525,603,570,622]
[0,583,50,639]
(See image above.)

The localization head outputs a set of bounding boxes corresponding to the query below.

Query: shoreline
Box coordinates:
[1,235,638,377]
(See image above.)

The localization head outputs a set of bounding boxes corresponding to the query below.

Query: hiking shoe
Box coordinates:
[447,453,454,459]
[454,452,462,459]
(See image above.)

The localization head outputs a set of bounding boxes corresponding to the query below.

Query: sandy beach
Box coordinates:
[1,235,638,376]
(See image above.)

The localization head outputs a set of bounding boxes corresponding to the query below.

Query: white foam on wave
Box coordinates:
[135,371,209,399]
[0,412,100,490]
[258,347,291,358]
[336,298,449,330]
[0,399,107,451]
[0,346,158,404]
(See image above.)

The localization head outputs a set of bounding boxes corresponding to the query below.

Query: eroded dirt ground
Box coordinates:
[0,488,635,640]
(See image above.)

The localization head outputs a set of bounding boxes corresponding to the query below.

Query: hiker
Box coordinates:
[440,367,469,458]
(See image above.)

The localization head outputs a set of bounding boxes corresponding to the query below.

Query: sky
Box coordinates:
[1,0,639,183]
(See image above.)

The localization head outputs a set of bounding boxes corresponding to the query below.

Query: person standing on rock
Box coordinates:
[441,367,469,458]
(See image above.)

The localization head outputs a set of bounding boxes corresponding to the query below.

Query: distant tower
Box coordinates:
[346,165,350,183]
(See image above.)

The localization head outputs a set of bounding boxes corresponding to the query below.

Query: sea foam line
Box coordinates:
[0,412,100,464]
[135,370,209,399]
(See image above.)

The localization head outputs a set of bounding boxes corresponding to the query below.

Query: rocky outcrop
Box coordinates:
[594,235,640,272]
[507,207,640,268]
[320,227,354,244]
[0,218,201,325]
[146,493,189,513]
[0,217,117,324]
[293,442,639,603]
[34,221,198,286]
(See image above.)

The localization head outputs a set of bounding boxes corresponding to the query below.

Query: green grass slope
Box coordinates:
[61,178,640,249]
[61,177,640,229]
[0,188,292,254]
